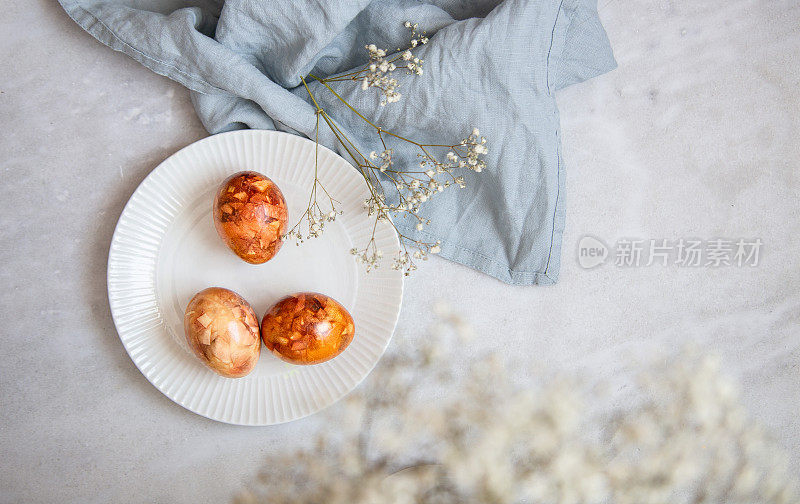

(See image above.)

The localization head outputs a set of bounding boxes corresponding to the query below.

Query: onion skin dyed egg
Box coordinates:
[183,287,261,378]
[261,293,355,365]
[213,171,288,264]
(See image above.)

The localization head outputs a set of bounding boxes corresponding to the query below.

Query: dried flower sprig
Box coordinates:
[323,22,429,105]
[283,22,488,275]
[282,113,342,244]
[234,310,799,504]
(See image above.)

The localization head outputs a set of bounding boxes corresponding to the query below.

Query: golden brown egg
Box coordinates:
[261,293,355,365]
[183,287,261,378]
[213,171,288,264]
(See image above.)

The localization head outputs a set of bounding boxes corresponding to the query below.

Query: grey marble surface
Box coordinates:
[1,1,799,503]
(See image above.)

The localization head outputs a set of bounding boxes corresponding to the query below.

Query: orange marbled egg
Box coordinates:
[213,171,288,264]
[261,293,355,365]
[183,287,261,378]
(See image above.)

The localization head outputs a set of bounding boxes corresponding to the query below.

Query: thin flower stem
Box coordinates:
[311,76,460,174]
[317,112,428,229]
[300,75,323,112]
[289,31,484,274]
[319,111,379,188]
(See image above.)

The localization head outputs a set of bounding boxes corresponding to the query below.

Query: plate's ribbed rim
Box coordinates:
[107,130,403,425]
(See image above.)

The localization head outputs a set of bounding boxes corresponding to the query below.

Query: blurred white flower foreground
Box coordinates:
[235,307,798,504]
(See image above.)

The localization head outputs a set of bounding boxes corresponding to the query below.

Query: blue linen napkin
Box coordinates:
[59,0,616,285]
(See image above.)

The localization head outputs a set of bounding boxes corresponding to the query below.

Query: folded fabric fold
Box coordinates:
[59,0,616,285]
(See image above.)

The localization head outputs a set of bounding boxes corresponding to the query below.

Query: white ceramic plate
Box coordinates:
[107,130,403,425]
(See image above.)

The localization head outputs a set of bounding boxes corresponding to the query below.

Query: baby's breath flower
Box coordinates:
[373,148,393,172]
[235,317,798,504]
[282,180,341,245]
[361,43,402,105]
[295,22,488,277]
[356,22,429,106]
[350,238,383,272]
